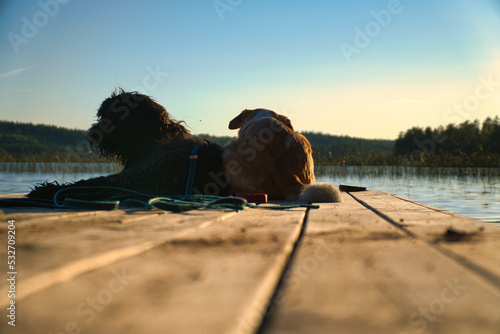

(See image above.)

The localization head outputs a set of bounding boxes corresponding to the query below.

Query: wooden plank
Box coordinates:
[350,191,500,290]
[0,208,238,307]
[0,193,26,198]
[0,207,307,334]
[0,191,121,222]
[0,209,121,224]
[261,193,500,334]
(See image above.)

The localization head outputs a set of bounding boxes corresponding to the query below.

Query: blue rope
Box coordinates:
[49,186,319,212]
[184,145,199,197]
[52,186,248,211]
[31,145,319,212]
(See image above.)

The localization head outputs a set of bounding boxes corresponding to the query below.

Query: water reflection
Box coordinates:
[315,166,500,225]
[0,163,498,225]
[0,162,121,195]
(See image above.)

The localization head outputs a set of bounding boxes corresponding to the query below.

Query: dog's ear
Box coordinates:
[228,111,245,130]
[278,115,294,131]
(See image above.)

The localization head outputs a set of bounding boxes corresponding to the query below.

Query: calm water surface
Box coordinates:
[0,163,498,225]
[0,162,121,195]
[316,166,500,225]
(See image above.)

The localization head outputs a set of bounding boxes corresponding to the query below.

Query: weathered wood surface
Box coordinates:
[261,191,500,334]
[0,196,306,334]
[0,190,499,334]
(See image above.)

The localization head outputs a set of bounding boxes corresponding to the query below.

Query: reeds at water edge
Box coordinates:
[0,162,122,174]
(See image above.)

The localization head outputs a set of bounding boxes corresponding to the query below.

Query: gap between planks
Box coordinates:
[228,208,309,334]
[260,192,500,334]
[347,191,500,297]
[2,206,310,334]
[0,210,239,308]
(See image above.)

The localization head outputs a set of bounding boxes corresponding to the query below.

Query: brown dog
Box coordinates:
[223,108,341,202]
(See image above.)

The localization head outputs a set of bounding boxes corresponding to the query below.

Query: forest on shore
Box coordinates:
[394,116,500,167]
[0,116,499,167]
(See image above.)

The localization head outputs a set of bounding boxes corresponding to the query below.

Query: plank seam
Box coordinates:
[348,191,500,296]
[0,210,240,308]
[347,192,417,238]
[254,207,311,334]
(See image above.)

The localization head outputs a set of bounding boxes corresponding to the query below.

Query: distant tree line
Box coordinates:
[0,121,102,162]
[394,116,500,167]
[0,120,397,165]
[1,118,499,167]
[203,132,396,166]
[301,132,395,165]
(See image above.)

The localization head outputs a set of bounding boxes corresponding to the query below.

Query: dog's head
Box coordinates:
[87,89,190,167]
[228,108,294,133]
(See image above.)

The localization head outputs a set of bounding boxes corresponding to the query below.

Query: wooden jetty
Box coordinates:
[1,190,499,333]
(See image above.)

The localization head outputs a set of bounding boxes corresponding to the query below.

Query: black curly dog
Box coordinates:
[28,89,230,199]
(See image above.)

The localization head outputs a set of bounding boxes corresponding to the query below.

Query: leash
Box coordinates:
[184,145,199,197]
[52,186,249,212]
[51,186,318,211]
[0,186,318,212]
[0,145,320,212]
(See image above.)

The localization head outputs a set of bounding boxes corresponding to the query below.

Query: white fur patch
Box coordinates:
[240,109,276,134]
[299,183,342,203]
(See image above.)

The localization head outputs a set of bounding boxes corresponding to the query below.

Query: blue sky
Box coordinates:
[1,0,500,139]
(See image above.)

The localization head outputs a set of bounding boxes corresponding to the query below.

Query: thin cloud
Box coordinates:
[0,66,35,80]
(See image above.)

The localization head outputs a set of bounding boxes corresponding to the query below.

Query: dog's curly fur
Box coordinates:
[28,89,229,200]
[87,89,191,168]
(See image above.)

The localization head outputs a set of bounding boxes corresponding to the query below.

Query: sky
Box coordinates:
[1,0,500,139]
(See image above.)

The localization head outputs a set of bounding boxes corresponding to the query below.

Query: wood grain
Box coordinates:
[1,191,499,333]
[0,206,307,334]
[261,193,500,334]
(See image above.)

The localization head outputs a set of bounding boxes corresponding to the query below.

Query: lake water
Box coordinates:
[316,166,500,225]
[0,162,122,195]
[0,163,498,225]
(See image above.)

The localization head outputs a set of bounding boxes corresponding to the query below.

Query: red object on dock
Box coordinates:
[233,192,268,203]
